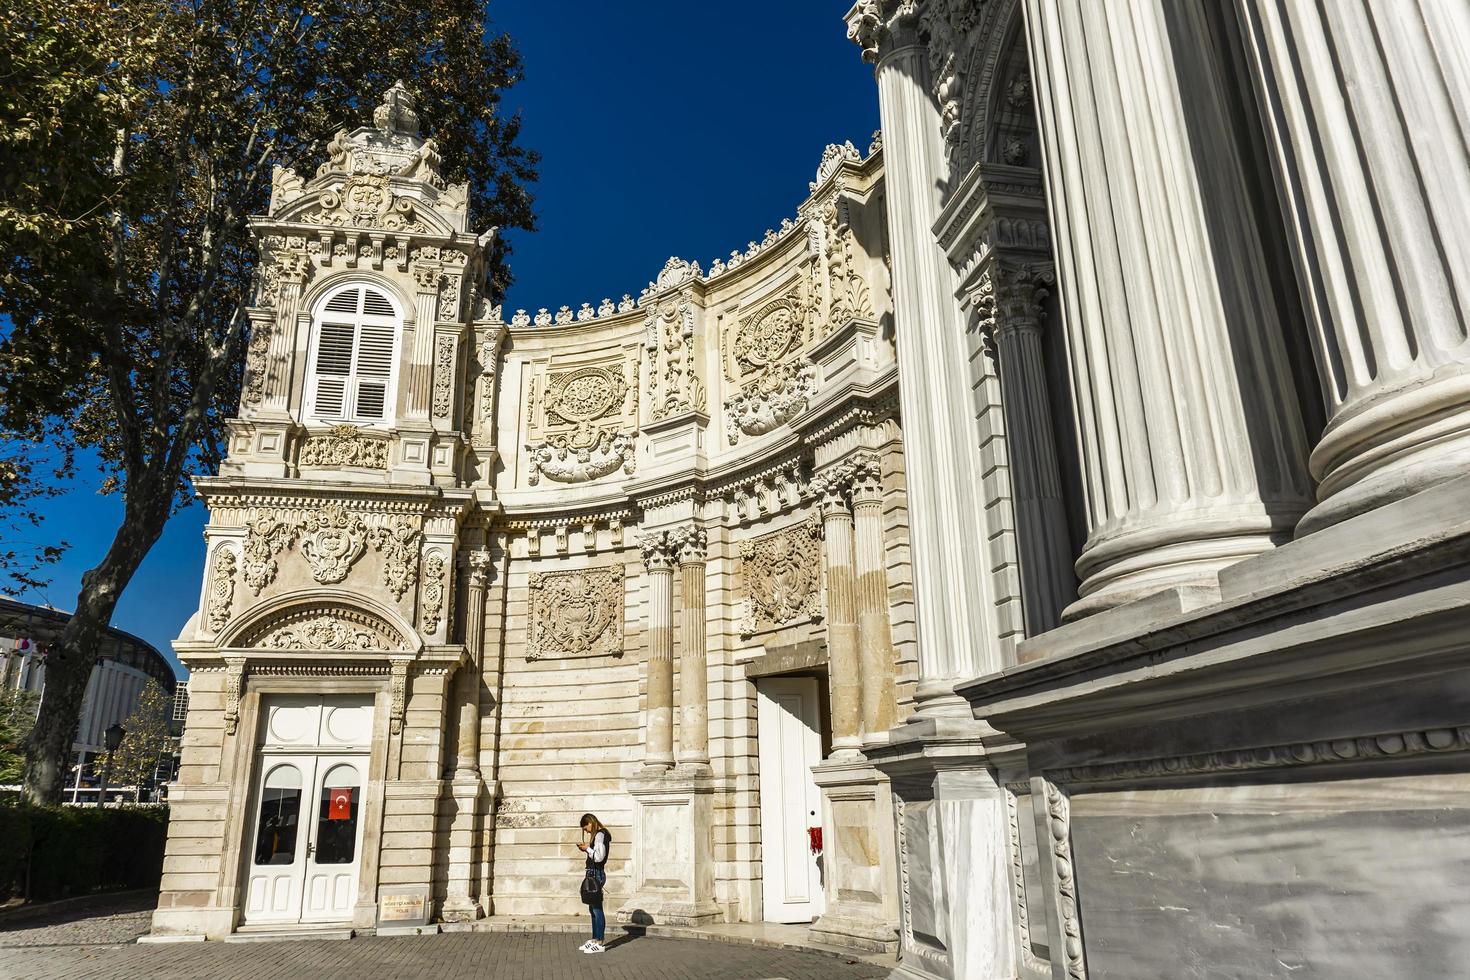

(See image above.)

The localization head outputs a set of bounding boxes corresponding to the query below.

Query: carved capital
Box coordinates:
[810,462,855,516]
[467,549,493,590]
[667,525,708,565]
[411,263,440,293]
[637,530,679,572]
[848,451,884,504]
[992,262,1054,339]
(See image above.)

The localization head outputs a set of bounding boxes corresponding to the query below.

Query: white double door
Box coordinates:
[757,676,826,923]
[244,751,366,925]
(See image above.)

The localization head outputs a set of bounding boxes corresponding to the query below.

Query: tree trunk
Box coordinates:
[22,486,171,804]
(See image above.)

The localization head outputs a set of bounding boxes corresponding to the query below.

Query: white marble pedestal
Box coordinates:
[808,756,900,953]
[615,766,720,926]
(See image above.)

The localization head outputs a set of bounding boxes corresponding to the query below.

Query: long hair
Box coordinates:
[579,812,607,838]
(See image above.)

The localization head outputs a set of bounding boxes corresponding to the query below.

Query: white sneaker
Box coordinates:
[586,941,606,954]
[577,940,594,952]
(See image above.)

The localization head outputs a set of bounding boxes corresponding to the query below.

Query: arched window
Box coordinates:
[305,284,401,425]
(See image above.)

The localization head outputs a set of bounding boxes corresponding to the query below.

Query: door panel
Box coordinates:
[757,677,825,923]
[301,757,365,922]
[243,759,311,924]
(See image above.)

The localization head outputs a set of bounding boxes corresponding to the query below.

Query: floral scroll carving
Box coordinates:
[645,291,706,422]
[525,361,635,485]
[818,197,873,326]
[725,359,817,445]
[371,519,422,600]
[243,514,298,594]
[299,424,389,469]
[241,606,404,652]
[527,565,625,660]
[432,334,456,418]
[241,506,422,596]
[738,522,823,636]
[724,291,818,444]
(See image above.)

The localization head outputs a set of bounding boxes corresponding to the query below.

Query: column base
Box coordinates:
[615,768,721,927]
[809,756,899,954]
[440,776,485,923]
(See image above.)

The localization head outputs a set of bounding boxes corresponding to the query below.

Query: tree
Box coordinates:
[110,680,173,799]
[0,686,41,785]
[2,0,537,802]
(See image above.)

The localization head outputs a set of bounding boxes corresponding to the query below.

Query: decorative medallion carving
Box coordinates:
[299,502,371,584]
[299,424,389,469]
[207,547,238,633]
[421,552,447,634]
[724,289,818,444]
[544,365,628,427]
[738,522,823,636]
[525,359,635,485]
[527,565,625,660]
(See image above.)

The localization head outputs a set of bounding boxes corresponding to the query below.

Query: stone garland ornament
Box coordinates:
[526,429,635,485]
[299,424,389,470]
[432,334,456,418]
[725,360,818,445]
[526,566,625,660]
[206,547,238,633]
[371,520,423,600]
[737,522,823,636]
[243,514,298,594]
[258,615,391,652]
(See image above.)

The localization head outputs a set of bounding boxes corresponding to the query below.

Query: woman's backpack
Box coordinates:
[579,870,603,905]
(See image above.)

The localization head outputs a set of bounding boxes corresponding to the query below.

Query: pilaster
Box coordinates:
[812,466,862,755]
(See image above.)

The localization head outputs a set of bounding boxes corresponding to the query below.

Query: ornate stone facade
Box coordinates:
[156,77,911,952]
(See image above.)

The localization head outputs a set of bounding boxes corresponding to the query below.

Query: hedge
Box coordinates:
[0,802,168,903]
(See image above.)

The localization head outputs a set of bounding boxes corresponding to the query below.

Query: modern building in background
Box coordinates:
[151,3,1470,978]
[1,596,179,795]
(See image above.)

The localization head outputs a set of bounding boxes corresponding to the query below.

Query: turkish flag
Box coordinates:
[328,787,353,821]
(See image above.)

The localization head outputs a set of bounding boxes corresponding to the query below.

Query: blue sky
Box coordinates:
[19,2,880,675]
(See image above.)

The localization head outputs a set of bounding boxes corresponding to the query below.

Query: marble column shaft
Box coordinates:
[673,527,709,768]
[816,471,862,753]
[986,263,1075,634]
[872,29,998,705]
[849,454,896,739]
[1234,0,1470,533]
[1022,0,1315,617]
[640,532,677,768]
[454,552,490,775]
[406,266,440,418]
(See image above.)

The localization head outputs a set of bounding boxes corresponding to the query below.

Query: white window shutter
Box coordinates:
[307,286,399,426]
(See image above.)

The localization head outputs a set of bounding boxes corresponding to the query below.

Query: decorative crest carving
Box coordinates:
[738,523,823,636]
[299,503,371,584]
[207,547,238,633]
[812,140,862,191]
[243,513,298,594]
[527,566,625,660]
[526,430,635,485]
[371,519,422,600]
[420,552,447,633]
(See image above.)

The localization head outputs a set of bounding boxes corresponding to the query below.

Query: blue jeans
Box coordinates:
[587,869,606,940]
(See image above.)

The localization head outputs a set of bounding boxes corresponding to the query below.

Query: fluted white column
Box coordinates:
[672,526,710,769]
[814,468,863,755]
[872,18,998,709]
[850,453,897,740]
[454,552,490,776]
[405,264,439,419]
[639,531,677,769]
[1234,0,1470,534]
[1022,0,1315,617]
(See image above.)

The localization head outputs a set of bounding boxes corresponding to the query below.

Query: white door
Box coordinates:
[757,677,826,923]
[244,753,366,924]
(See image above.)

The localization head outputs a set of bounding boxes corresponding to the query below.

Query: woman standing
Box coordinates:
[577,812,611,953]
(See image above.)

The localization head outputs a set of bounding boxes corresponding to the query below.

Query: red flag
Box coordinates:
[328,787,353,820]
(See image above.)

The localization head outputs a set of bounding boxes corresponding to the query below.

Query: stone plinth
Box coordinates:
[615,767,720,927]
[808,756,899,954]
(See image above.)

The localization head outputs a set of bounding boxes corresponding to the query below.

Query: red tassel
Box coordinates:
[807,826,823,854]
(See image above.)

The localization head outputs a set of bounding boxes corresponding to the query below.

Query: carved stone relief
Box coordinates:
[421,551,447,633]
[207,547,238,633]
[527,565,625,659]
[241,606,404,652]
[299,424,389,470]
[371,519,422,600]
[432,334,456,418]
[724,289,819,444]
[299,502,371,584]
[645,290,706,421]
[818,195,874,327]
[525,361,636,485]
[737,521,823,636]
[243,514,298,594]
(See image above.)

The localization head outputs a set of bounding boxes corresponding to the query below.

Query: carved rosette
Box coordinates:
[527,565,625,660]
[299,424,389,470]
[526,430,635,485]
[737,522,823,636]
[420,552,447,633]
[207,547,238,633]
[299,503,371,584]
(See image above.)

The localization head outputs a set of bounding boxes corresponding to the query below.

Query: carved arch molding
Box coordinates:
[237,605,407,652]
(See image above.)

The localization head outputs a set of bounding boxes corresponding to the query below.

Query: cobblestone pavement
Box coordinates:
[0,895,888,980]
